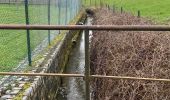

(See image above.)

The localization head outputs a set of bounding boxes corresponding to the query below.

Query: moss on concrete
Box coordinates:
[13,83,31,100]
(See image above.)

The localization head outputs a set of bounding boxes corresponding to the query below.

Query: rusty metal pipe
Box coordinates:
[1,72,170,82]
[0,72,84,77]
[0,24,170,31]
[91,75,170,82]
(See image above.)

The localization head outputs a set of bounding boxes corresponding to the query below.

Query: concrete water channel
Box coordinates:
[57,32,85,100]
[57,17,92,100]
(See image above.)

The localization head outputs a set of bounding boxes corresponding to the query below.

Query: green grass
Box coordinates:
[85,0,170,23]
[0,4,47,71]
[0,4,69,72]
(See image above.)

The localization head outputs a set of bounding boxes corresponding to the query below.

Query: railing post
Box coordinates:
[24,0,32,66]
[85,29,90,100]
[48,0,51,45]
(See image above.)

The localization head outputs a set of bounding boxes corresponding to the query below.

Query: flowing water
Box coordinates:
[57,32,85,100]
[57,17,92,100]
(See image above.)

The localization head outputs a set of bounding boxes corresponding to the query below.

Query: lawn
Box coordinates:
[85,0,170,23]
[0,4,68,72]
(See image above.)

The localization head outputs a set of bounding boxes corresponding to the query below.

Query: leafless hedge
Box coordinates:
[90,8,170,100]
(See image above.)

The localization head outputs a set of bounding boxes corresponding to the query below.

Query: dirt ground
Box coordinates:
[90,8,170,100]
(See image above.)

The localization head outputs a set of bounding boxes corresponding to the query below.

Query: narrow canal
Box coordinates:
[57,32,85,100]
[57,17,92,100]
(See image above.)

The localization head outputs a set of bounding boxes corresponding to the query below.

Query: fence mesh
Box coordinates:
[0,0,82,72]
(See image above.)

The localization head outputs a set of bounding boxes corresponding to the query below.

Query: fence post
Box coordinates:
[85,29,90,100]
[76,0,78,14]
[65,0,67,25]
[90,0,91,6]
[113,5,115,12]
[121,7,123,13]
[95,0,96,8]
[58,0,61,34]
[100,0,101,8]
[77,0,79,14]
[75,0,76,17]
[71,0,73,20]
[69,0,72,21]
[138,10,141,18]
[80,0,82,10]
[24,0,32,66]
[48,0,51,45]
[68,0,70,23]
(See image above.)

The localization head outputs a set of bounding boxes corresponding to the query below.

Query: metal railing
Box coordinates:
[0,24,170,100]
[1,24,170,31]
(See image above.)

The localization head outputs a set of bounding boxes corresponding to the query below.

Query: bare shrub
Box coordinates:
[90,8,170,100]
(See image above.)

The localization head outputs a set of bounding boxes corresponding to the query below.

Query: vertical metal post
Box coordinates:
[85,0,87,6]
[78,0,79,10]
[70,0,73,20]
[79,0,81,11]
[138,10,141,18]
[121,7,123,13]
[79,0,80,11]
[112,2,115,12]
[77,0,79,14]
[113,5,115,13]
[78,0,80,12]
[80,0,82,9]
[69,0,72,22]
[85,29,90,100]
[65,0,67,25]
[85,0,86,7]
[73,0,75,17]
[95,0,96,8]
[68,0,70,24]
[102,1,103,7]
[100,0,101,8]
[75,0,77,16]
[90,0,91,6]
[48,0,51,45]
[58,0,61,34]
[24,0,32,66]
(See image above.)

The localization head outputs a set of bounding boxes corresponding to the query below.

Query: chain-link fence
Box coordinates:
[0,0,82,72]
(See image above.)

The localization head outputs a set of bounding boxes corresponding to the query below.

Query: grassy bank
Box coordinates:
[85,0,170,23]
[0,4,67,71]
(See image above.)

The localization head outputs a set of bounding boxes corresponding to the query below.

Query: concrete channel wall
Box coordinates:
[20,13,86,100]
